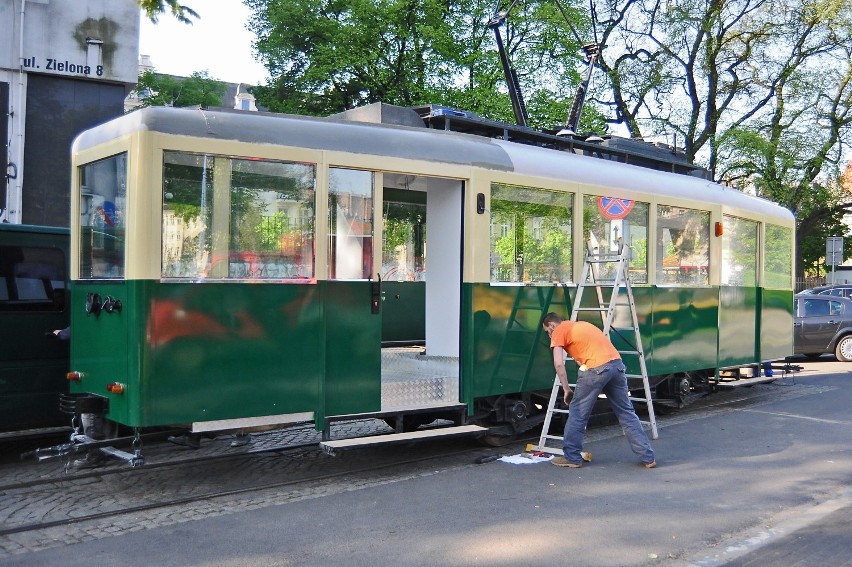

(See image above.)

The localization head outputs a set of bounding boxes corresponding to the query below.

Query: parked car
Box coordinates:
[798,284,852,298]
[794,294,852,361]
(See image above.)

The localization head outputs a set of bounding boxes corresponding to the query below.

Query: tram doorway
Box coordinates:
[379,174,463,412]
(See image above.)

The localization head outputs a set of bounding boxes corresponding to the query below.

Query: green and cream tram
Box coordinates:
[64,104,794,443]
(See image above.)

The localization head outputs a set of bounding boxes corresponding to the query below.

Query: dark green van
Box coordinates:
[0,224,70,433]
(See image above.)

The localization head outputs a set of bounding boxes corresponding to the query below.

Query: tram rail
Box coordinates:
[0,432,515,538]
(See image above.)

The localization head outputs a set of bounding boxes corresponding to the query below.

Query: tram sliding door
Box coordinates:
[379,174,462,413]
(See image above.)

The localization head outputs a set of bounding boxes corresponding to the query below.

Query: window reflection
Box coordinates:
[381,193,426,282]
[584,195,648,283]
[79,154,127,279]
[161,152,315,280]
[764,224,793,290]
[490,183,572,283]
[721,216,757,286]
[328,168,373,280]
[656,206,709,285]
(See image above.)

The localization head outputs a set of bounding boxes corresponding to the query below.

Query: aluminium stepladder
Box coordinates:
[529,239,658,457]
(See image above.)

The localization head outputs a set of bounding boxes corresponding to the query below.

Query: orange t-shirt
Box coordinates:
[550,320,620,369]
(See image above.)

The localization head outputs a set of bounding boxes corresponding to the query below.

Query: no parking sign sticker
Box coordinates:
[598,197,634,220]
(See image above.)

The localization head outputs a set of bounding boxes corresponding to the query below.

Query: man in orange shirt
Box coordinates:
[541,312,656,469]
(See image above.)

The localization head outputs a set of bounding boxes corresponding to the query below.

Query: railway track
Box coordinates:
[0,431,512,538]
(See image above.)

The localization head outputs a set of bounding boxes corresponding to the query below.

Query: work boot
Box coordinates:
[551,456,582,468]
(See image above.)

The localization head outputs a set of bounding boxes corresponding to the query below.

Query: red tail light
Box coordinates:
[106,382,125,394]
[66,371,83,382]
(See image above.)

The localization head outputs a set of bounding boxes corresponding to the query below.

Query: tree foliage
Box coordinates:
[583,0,852,277]
[245,0,605,132]
[132,70,228,109]
[137,0,198,23]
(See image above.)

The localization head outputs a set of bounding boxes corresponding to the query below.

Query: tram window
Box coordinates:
[490,183,572,283]
[161,152,316,281]
[764,224,793,290]
[0,245,66,311]
[583,196,648,283]
[328,168,373,280]
[721,216,757,286]
[79,154,127,279]
[381,188,426,282]
[656,206,709,285]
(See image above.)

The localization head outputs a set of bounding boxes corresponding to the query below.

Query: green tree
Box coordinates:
[588,0,851,178]
[132,70,228,108]
[138,0,198,23]
[245,0,605,131]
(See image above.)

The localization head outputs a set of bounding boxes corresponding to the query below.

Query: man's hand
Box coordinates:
[563,387,573,405]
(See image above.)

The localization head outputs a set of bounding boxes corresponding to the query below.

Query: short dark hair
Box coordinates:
[541,312,564,327]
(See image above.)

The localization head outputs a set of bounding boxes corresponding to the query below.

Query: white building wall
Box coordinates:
[1,0,140,223]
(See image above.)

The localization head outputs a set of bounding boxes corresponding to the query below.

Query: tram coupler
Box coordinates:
[23,428,174,467]
[21,441,77,462]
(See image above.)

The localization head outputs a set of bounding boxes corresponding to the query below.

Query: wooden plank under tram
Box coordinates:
[319,425,487,455]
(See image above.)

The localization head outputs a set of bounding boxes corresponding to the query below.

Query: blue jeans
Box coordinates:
[563,359,655,465]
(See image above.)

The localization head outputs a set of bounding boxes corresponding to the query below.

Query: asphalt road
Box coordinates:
[1,356,851,567]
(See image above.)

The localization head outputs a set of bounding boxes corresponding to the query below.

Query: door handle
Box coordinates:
[371,274,382,314]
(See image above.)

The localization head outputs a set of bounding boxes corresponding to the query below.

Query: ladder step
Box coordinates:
[576,307,609,312]
[550,408,569,414]
[618,350,641,356]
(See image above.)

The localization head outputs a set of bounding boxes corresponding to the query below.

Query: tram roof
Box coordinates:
[74,106,793,223]
[73,106,515,172]
[495,139,794,222]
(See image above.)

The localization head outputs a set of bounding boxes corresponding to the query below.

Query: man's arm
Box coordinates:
[552,346,573,404]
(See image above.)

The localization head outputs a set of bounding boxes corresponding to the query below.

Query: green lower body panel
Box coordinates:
[760,288,794,360]
[69,280,380,427]
[461,283,791,401]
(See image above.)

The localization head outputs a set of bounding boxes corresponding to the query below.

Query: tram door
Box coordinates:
[379,174,463,412]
